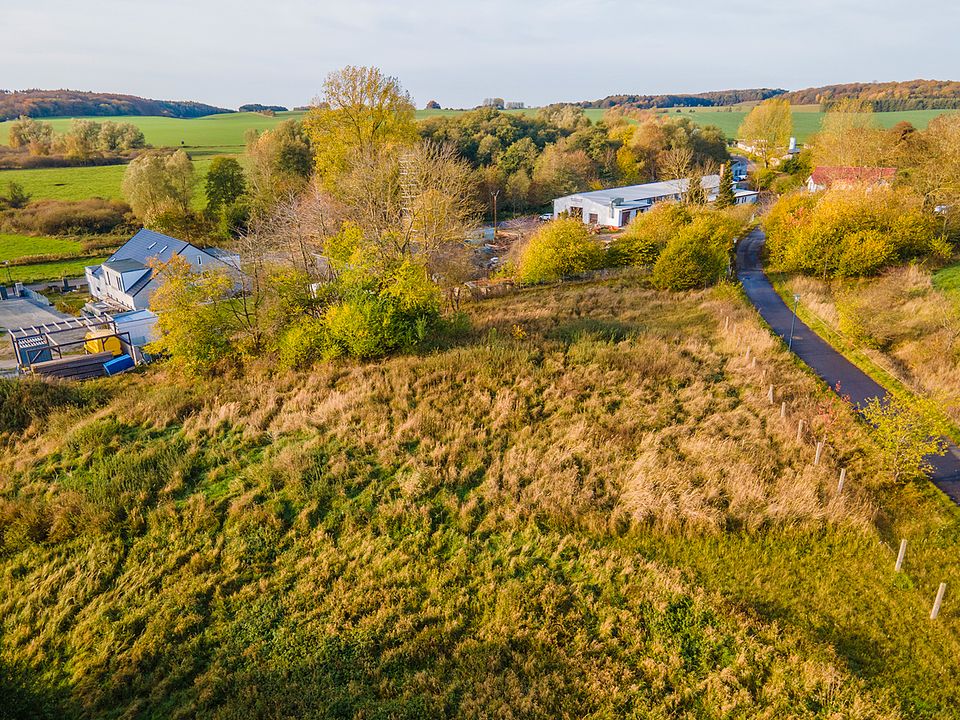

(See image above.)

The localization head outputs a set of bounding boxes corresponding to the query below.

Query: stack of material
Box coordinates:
[30,352,114,381]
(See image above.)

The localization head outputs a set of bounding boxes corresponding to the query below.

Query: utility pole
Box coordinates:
[788,294,800,350]
[491,189,500,241]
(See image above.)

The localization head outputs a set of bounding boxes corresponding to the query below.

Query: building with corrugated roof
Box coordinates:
[552,174,758,228]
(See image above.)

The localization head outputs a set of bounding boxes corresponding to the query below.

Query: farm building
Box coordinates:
[806,166,897,192]
[85,228,240,312]
[552,173,758,229]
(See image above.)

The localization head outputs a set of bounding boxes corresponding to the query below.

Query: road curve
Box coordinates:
[736,227,960,502]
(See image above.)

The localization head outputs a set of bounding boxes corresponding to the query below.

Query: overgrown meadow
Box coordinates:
[2,275,960,718]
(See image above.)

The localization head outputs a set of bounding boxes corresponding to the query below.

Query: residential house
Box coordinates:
[806,166,897,193]
[85,228,240,312]
[552,174,759,229]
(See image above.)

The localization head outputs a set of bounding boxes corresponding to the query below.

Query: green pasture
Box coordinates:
[0,111,308,155]
[0,233,85,262]
[683,105,958,142]
[0,157,214,203]
[0,256,107,283]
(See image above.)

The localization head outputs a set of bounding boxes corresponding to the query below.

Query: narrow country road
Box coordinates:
[736,227,960,502]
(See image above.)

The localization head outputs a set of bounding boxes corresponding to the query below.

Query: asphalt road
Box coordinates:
[736,227,960,502]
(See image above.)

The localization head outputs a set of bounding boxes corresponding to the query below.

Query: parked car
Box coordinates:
[538,213,553,222]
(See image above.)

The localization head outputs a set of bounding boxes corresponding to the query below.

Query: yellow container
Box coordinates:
[84,329,122,356]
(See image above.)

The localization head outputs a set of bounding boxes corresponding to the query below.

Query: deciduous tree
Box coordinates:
[737,98,793,168]
[121,150,196,224]
[862,393,948,482]
[304,66,417,186]
[205,157,246,214]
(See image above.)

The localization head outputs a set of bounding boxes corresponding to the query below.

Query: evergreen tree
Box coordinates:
[715,163,736,208]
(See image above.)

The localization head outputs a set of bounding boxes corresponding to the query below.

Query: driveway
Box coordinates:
[736,227,960,501]
[0,296,72,370]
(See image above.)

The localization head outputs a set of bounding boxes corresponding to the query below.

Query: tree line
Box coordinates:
[7,116,146,158]
[0,89,231,121]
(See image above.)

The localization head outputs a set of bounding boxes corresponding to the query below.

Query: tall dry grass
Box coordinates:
[781,266,960,424]
[0,272,951,718]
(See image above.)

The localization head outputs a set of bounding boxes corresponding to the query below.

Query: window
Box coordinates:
[197,255,202,266]
[588,213,598,224]
[570,206,583,218]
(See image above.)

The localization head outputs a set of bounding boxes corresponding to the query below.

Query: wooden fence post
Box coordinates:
[931,583,947,619]
[780,401,787,418]
[837,468,846,493]
[814,441,824,466]
[724,316,730,332]
[895,539,907,572]
[768,385,774,404]
[796,419,805,443]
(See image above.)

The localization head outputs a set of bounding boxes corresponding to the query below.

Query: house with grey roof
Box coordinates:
[552,173,758,229]
[85,228,240,312]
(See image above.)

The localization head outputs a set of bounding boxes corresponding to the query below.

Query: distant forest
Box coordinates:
[0,90,233,121]
[582,80,960,112]
[782,80,960,110]
[579,89,787,109]
[239,104,289,113]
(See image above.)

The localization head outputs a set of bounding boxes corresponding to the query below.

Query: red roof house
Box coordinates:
[806,166,897,192]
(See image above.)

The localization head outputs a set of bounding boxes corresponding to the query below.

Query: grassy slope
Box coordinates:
[2,276,960,718]
[771,266,960,435]
[933,261,960,292]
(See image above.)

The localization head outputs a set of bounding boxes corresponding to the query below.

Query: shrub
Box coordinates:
[765,186,941,278]
[321,258,441,360]
[515,217,606,284]
[651,213,741,291]
[617,203,692,267]
[1,198,132,235]
[0,181,31,210]
[321,296,393,359]
[147,256,239,374]
[277,316,327,368]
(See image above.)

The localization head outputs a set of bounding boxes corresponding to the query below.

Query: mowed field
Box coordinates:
[0,233,86,262]
[0,106,957,204]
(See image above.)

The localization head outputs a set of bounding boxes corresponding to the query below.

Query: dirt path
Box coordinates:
[736,227,960,502]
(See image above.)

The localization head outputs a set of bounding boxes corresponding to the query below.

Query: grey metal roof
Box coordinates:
[108,228,190,265]
[557,175,723,205]
[127,270,159,298]
[203,247,235,260]
[103,258,148,273]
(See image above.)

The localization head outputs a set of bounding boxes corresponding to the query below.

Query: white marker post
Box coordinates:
[837,468,846,493]
[931,583,947,620]
[780,401,787,419]
[895,539,907,572]
[796,419,805,443]
[814,441,824,466]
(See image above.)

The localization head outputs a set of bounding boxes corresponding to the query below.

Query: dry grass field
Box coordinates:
[2,273,960,717]
[777,266,960,428]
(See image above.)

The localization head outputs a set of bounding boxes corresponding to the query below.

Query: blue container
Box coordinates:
[103,354,135,376]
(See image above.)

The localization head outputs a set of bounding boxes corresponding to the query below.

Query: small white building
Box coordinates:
[85,228,240,312]
[552,174,758,228]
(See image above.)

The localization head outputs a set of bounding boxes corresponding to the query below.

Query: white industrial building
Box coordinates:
[552,174,759,229]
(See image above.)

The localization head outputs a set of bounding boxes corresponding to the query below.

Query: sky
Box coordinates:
[3,0,958,110]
